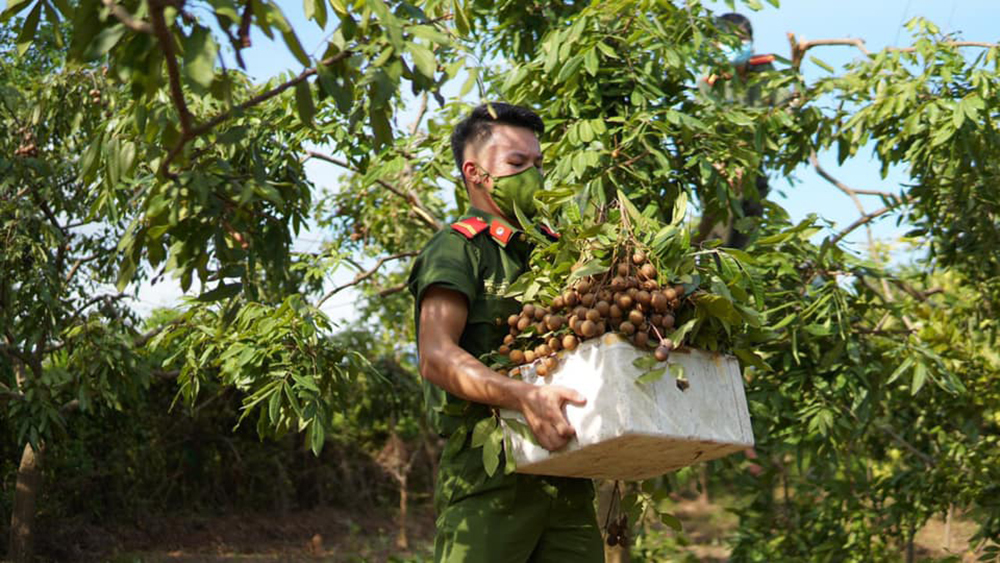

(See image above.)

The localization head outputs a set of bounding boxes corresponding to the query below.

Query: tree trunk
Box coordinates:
[598,481,630,563]
[944,503,953,551]
[396,474,408,550]
[9,441,44,563]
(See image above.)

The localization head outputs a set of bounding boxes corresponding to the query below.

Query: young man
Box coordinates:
[408,102,603,562]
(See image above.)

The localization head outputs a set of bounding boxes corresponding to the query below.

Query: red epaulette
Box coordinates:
[489,220,514,245]
[451,216,489,240]
[539,223,561,241]
[748,54,775,66]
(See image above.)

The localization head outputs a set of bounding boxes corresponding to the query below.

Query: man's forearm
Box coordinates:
[419,341,528,411]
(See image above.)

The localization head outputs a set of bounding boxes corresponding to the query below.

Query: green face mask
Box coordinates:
[487,166,544,223]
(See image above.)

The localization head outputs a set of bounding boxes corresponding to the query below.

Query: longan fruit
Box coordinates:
[524,350,537,363]
[517,316,531,331]
[663,288,677,301]
[628,309,644,326]
[582,293,596,308]
[576,279,592,294]
[650,313,663,327]
[619,321,636,335]
[662,314,676,329]
[632,250,646,265]
[617,263,630,277]
[595,300,611,317]
[504,334,515,345]
[634,332,649,348]
[617,294,634,310]
[586,308,601,322]
[546,315,565,331]
[534,307,546,321]
[597,289,613,303]
[510,350,525,364]
[533,321,546,334]
[548,337,562,351]
[626,277,639,289]
[611,276,627,291]
[562,334,579,350]
[498,345,511,355]
[552,296,565,310]
[673,285,685,297]
[651,292,668,312]
[581,320,597,338]
[636,290,651,307]
[523,304,536,318]
[573,306,588,320]
[508,314,520,328]
[609,304,624,318]
[536,363,549,377]
[536,344,551,357]
[641,263,657,279]
[654,346,670,362]
[661,338,674,350]
[544,357,558,371]
[627,287,639,298]
[642,279,659,291]
[564,291,579,307]
[596,321,607,336]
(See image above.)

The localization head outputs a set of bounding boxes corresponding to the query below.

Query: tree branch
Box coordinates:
[65,254,100,283]
[830,196,913,246]
[159,50,353,178]
[377,283,407,297]
[317,252,417,308]
[789,32,999,70]
[305,150,441,231]
[150,1,194,136]
[102,0,153,33]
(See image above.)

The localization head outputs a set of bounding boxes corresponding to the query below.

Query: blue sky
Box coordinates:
[130,0,998,317]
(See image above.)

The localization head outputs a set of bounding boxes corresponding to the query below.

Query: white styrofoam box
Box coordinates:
[500,333,754,480]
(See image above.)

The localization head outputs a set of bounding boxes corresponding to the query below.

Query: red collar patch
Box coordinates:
[489,220,514,245]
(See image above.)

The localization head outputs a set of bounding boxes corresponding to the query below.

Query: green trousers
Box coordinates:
[433,436,604,562]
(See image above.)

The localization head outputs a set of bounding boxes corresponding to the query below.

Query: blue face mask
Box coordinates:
[721,40,754,65]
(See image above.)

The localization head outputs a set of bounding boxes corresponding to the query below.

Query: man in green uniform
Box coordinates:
[408,102,603,562]
[697,12,783,249]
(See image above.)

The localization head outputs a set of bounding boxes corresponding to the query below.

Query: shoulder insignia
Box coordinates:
[489,220,514,245]
[748,54,775,66]
[539,223,561,241]
[451,217,488,240]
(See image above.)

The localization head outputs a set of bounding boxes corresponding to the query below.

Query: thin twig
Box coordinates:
[317,252,417,308]
[305,150,441,230]
[102,0,153,33]
[65,254,99,283]
[811,152,876,258]
[377,283,408,297]
[409,92,429,136]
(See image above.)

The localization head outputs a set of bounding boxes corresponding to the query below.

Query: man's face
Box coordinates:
[463,123,543,191]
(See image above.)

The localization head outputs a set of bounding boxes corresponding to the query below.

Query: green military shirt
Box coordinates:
[408,206,550,435]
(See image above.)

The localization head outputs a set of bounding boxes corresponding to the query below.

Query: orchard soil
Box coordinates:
[35,497,978,562]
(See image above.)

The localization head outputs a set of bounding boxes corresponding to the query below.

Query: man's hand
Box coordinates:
[517,385,587,452]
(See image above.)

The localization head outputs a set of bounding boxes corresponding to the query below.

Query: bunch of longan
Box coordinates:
[499,250,688,377]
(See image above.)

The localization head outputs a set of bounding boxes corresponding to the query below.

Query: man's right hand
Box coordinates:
[517,384,587,452]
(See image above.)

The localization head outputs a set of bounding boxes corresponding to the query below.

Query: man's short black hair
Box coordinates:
[718,13,753,40]
[451,102,544,181]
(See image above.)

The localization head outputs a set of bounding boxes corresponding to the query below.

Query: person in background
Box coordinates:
[697,12,782,249]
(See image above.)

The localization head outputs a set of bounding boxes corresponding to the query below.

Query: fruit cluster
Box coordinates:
[498,250,689,377]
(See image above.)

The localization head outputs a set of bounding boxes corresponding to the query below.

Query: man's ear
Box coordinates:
[462,160,483,186]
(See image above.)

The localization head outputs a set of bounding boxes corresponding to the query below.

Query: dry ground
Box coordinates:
[34,497,988,562]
